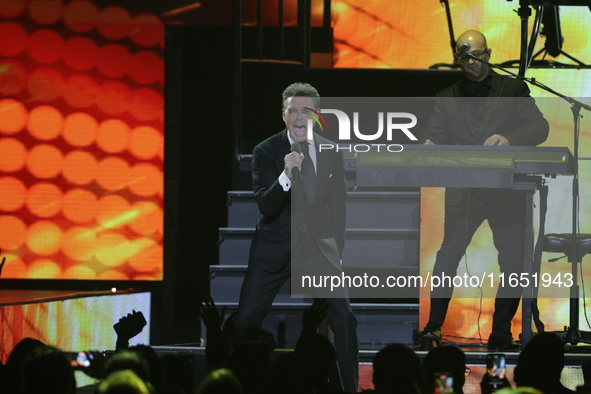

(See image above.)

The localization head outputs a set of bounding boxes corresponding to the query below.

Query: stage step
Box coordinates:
[218,228,420,267]
[211,264,420,305]
[345,191,419,229]
[226,190,420,228]
[201,302,418,350]
[226,191,258,227]
[217,228,255,266]
[214,189,421,348]
[210,265,312,304]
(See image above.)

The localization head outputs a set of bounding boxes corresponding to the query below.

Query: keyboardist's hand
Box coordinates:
[483,134,510,146]
[423,139,435,145]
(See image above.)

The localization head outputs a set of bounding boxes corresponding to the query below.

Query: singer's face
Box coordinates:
[460,45,491,81]
[282,96,316,143]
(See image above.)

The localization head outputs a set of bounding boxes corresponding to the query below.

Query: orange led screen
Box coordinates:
[2,0,591,295]
[0,0,163,281]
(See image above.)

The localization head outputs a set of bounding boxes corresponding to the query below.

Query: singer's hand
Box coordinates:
[483,134,509,146]
[284,152,303,180]
[423,139,435,145]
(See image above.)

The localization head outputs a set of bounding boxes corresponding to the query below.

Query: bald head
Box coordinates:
[457,30,487,52]
[456,30,491,81]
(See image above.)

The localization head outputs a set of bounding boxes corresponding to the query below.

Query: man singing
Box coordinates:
[236,82,359,391]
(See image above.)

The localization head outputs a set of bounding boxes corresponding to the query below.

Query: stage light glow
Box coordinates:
[27,67,63,101]
[0,60,27,95]
[97,6,132,40]
[62,264,96,279]
[130,87,163,122]
[130,51,163,85]
[26,144,63,179]
[0,216,27,251]
[0,138,26,173]
[0,22,27,57]
[96,195,131,229]
[62,189,97,224]
[97,119,130,153]
[97,81,133,116]
[96,44,130,79]
[63,74,98,108]
[96,233,129,267]
[0,254,26,277]
[128,201,162,236]
[26,182,63,218]
[0,98,27,135]
[129,163,162,197]
[27,259,61,279]
[63,0,98,33]
[63,112,98,147]
[130,126,162,160]
[27,29,64,64]
[130,13,164,48]
[0,177,26,212]
[96,157,131,191]
[26,220,62,256]
[27,105,63,140]
[63,37,98,71]
[61,227,97,261]
[97,269,128,280]
[1,0,164,283]
[63,151,97,185]
[128,238,162,273]
[28,0,63,25]
[0,0,26,18]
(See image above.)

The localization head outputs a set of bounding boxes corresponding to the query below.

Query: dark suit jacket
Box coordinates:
[248,129,347,272]
[421,74,549,146]
[421,73,550,213]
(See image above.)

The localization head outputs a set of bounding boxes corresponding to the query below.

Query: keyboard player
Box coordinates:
[416,30,549,351]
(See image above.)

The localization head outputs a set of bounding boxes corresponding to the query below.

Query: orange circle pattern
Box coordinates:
[1,1,166,281]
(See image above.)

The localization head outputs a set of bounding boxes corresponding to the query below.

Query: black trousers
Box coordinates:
[237,236,359,392]
[428,188,526,340]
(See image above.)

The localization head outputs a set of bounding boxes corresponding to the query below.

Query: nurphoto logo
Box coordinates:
[306,107,418,152]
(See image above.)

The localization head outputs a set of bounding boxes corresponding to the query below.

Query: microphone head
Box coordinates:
[291,142,302,154]
[456,42,471,58]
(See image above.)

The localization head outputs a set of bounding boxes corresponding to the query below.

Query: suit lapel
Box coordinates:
[312,134,331,204]
[280,130,308,207]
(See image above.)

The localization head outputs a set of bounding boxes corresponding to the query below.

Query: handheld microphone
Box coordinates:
[290,142,302,182]
[455,42,470,59]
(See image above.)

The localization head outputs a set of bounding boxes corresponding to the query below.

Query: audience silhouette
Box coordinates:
[423,345,467,394]
[514,332,574,394]
[372,343,426,394]
[3,337,45,394]
[196,368,244,394]
[3,304,586,394]
[21,345,76,394]
[95,369,152,394]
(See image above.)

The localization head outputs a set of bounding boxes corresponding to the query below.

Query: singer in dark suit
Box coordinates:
[417,30,549,352]
[236,82,358,392]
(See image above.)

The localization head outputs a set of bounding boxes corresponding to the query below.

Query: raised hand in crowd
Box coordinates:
[201,295,227,331]
[302,298,329,332]
[114,310,147,350]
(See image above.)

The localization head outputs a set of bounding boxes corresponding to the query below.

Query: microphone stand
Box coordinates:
[463,52,591,345]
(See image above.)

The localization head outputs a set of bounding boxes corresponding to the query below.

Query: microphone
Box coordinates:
[290,142,302,182]
[456,42,470,59]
